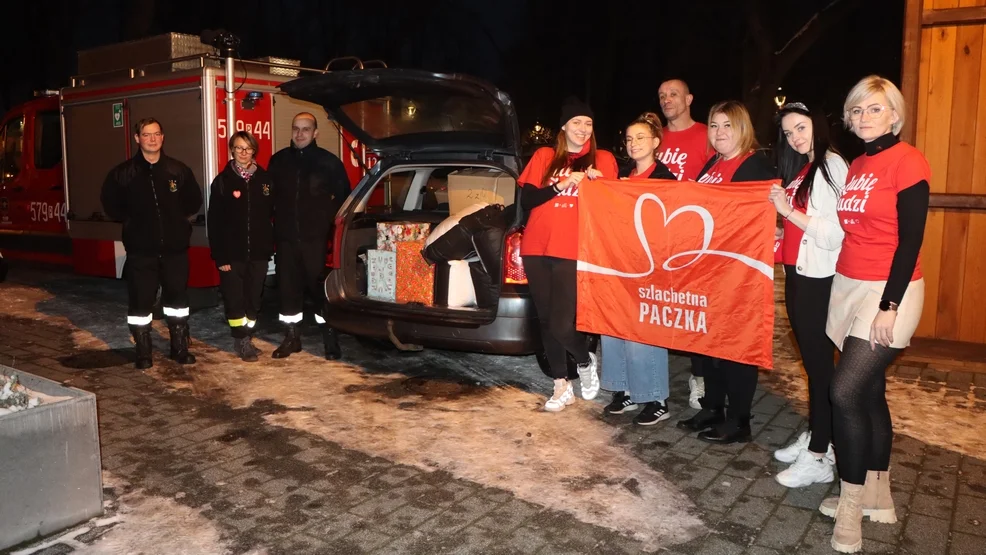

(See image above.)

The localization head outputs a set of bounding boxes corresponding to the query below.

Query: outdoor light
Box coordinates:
[774,87,787,109]
[527,121,552,145]
[241,91,264,110]
[405,102,417,118]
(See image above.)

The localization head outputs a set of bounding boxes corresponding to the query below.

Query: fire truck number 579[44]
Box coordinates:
[0,32,382,288]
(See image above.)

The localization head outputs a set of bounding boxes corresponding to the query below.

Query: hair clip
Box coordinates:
[782,102,809,112]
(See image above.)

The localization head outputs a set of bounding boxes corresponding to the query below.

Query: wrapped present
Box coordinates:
[367,249,397,301]
[376,221,432,252]
[396,240,434,305]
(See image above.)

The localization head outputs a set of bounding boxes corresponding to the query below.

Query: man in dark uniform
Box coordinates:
[101,118,203,369]
[269,112,350,360]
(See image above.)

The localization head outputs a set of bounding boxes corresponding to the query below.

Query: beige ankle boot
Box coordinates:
[820,470,897,523]
[831,480,865,553]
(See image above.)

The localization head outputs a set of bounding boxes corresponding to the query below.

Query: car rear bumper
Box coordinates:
[326,293,541,355]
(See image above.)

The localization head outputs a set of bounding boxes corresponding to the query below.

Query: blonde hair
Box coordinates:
[842,75,905,135]
[707,101,759,155]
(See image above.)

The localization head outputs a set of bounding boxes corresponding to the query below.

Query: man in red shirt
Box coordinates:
[656,79,713,409]
[657,79,711,182]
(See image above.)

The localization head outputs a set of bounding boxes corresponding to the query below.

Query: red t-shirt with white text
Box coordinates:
[836,142,931,281]
[697,151,754,184]
[519,145,620,260]
[781,163,811,266]
[658,123,711,181]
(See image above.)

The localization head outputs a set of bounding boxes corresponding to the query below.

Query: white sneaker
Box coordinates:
[775,431,811,463]
[688,375,705,410]
[826,442,837,465]
[577,352,600,400]
[544,382,575,412]
[776,449,835,488]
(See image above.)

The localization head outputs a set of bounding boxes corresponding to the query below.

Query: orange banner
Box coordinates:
[576,178,778,369]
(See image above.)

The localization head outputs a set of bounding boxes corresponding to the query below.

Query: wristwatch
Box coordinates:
[879,300,899,312]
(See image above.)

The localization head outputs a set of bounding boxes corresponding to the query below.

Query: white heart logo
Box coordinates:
[577,193,773,279]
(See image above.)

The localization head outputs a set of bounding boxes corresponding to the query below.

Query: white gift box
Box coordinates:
[367,249,397,302]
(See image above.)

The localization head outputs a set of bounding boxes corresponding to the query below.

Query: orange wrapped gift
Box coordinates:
[395,240,435,305]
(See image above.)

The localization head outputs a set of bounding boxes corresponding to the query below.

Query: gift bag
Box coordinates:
[396,240,435,305]
[367,249,397,301]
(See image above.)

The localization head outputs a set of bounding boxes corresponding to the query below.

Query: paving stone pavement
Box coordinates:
[1,269,985,554]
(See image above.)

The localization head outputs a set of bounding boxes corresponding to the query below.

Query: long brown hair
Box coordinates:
[542,128,598,186]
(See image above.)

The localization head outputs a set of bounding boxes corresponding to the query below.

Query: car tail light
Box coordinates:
[329,215,345,269]
[504,230,527,284]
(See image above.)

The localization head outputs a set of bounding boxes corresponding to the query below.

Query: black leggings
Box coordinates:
[831,336,901,485]
[784,267,836,453]
[702,358,758,421]
[524,255,589,379]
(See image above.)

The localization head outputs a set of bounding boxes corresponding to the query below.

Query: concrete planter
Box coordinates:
[0,366,103,551]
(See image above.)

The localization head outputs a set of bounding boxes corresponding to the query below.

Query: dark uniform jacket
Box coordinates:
[268,140,350,244]
[207,162,275,267]
[100,152,203,255]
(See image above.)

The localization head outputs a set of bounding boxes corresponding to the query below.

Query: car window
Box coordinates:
[34,111,62,170]
[362,169,418,215]
[0,115,25,182]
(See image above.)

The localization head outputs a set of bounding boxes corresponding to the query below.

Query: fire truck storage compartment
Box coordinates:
[76,32,217,79]
[63,89,206,230]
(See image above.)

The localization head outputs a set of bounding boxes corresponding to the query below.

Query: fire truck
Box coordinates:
[0,33,379,287]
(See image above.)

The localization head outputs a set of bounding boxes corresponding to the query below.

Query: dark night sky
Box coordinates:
[2,0,903,156]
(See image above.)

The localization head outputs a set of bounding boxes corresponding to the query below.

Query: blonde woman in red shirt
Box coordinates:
[518,97,619,412]
[822,76,930,553]
[676,101,774,443]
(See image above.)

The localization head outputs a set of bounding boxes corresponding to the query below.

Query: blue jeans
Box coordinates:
[600,335,670,404]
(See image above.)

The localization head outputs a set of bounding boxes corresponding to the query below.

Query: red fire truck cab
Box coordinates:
[0,33,378,286]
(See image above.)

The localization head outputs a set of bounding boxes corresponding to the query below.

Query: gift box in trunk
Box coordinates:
[367,249,397,301]
[396,240,435,305]
[376,222,432,252]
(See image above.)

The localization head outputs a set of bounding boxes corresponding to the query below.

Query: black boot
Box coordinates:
[167,319,196,364]
[234,336,259,362]
[272,324,302,359]
[321,325,342,360]
[130,325,153,370]
[244,332,262,358]
[698,416,752,444]
[676,406,725,432]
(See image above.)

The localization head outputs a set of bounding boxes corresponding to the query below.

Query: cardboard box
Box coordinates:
[396,240,434,305]
[367,249,397,301]
[376,222,432,252]
[447,169,516,215]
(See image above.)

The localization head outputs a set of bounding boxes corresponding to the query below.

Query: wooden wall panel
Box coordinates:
[917,26,957,338]
[958,33,986,342]
[936,25,982,339]
[915,0,986,344]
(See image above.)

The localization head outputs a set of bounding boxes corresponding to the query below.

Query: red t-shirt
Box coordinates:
[696,151,753,184]
[519,145,619,260]
[628,163,656,181]
[836,142,931,281]
[657,123,711,181]
[781,163,811,265]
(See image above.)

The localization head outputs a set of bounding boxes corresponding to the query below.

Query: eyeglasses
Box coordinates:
[625,135,655,145]
[847,105,890,120]
[140,132,163,139]
[233,146,256,154]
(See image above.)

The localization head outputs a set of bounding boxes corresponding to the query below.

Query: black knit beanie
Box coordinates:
[559,96,594,127]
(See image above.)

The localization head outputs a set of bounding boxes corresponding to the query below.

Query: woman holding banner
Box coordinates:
[601,113,676,425]
[518,97,619,412]
[768,102,848,488]
[676,100,774,444]
[821,76,930,554]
